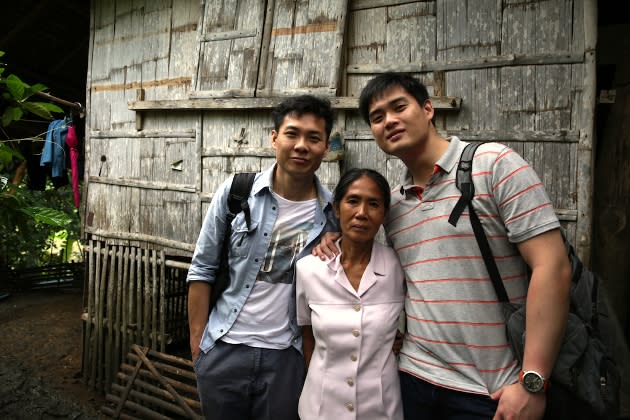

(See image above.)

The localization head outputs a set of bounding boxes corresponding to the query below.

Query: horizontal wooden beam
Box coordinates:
[129,96,461,111]
[351,0,421,11]
[86,228,195,252]
[201,29,257,42]
[88,176,196,193]
[201,146,344,161]
[347,53,584,74]
[91,130,195,139]
[343,129,579,143]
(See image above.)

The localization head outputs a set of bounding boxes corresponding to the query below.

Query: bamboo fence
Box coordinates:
[82,240,190,393]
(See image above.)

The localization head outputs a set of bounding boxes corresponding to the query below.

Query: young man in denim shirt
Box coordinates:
[187,95,338,420]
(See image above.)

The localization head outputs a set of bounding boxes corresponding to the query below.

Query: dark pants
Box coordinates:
[194,340,305,420]
[400,371,498,420]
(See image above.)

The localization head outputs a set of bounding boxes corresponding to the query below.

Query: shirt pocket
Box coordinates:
[229,214,258,258]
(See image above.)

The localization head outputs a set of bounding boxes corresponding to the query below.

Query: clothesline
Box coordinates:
[35,91,83,112]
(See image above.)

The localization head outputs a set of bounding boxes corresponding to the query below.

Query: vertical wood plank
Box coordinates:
[105,244,116,392]
[136,247,143,348]
[152,249,158,349]
[143,248,151,346]
[129,247,137,346]
[160,250,166,352]
[83,240,95,384]
[113,245,124,380]
[121,246,130,360]
[96,242,108,391]
[576,0,597,262]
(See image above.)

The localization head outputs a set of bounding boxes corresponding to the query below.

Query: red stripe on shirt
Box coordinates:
[407,313,506,327]
[505,202,553,224]
[499,182,544,208]
[492,165,529,191]
[407,272,525,285]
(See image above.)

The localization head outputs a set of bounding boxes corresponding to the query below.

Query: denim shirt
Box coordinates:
[187,164,337,353]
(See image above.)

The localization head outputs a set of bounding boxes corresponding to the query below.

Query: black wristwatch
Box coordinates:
[519,370,549,393]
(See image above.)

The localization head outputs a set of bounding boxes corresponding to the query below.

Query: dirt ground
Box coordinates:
[0,289,106,419]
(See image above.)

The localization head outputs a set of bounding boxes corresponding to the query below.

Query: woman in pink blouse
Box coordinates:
[296,168,405,420]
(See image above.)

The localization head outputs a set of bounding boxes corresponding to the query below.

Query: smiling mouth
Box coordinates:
[386,129,405,141]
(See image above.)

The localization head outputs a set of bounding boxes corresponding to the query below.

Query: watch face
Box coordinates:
[523,372,544,392]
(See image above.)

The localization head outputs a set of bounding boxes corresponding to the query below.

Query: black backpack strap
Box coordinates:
[448,142,483,227]
[449,142,510,303]
[211,172,256,307]
[227,172,256,230]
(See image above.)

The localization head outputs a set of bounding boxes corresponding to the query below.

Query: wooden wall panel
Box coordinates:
[437,0,501,60]
[194,0,265,96]
[501,0,574,54]
[258,0,347,95]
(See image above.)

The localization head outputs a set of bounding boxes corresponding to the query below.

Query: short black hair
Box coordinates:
[334,168,391,212]
[358,72,430,124]
[271,95,335,139]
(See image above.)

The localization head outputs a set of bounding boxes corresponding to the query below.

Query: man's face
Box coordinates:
[271,112,329,179]
[366,86,434,158]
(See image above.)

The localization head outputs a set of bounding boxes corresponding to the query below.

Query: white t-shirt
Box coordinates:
[223,191,316,349]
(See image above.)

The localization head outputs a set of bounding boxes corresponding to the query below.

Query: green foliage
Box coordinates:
[1,183,81,268]
[0,50,81,270]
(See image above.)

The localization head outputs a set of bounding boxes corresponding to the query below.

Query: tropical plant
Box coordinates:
[0,50,80,270]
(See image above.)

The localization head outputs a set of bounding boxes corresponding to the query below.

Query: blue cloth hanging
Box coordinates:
[40,119,68,178]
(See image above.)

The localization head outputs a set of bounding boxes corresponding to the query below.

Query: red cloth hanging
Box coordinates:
[65,125,81,208]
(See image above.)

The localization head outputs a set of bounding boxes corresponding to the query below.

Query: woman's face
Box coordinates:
[335,176,387,244]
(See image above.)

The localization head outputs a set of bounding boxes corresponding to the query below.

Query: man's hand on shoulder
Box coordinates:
[312,231,342,260]
[491,382,545,420]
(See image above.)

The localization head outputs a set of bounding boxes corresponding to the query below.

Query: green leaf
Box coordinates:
[19,206,72,227]
[0,145,12,164]
[35,101,64,114]
[1,106,23,126]
[22,102,53,119]
[6,74,26,100]
[0,51,5,58]
[0,143,24,162]
[22,83,49,100]
[29,83,48,94]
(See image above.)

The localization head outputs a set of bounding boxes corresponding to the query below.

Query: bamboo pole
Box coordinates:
[91,240,102,389]
[143,249,150,346]
[114,245,124,380]
[151,249,158,351]
[159,250,166,352]
[118,366,199,395]
[105,244,116,392]
[129,247,137,346]
[83,239,95,384]
[131,345,200,419]
[136,248,143,348]
[121,246,130,365]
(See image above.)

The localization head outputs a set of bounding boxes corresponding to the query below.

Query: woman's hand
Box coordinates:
[312,231,342,260]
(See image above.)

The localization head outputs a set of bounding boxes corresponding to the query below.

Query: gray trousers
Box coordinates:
[193,340,305,420]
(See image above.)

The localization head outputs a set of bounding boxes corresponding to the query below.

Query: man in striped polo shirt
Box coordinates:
[317,73,572,419]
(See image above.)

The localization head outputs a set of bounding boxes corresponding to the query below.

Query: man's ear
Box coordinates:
[270,130,278,149]
[423,99,435,120]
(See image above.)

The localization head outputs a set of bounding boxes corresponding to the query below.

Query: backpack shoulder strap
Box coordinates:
[447,142,510,302]
[227,172,256,229]
[448,142,483,227]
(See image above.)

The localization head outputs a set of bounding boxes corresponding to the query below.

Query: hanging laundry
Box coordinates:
[18,141,47,190]
[40,119,69,187]
[65,124,81,208]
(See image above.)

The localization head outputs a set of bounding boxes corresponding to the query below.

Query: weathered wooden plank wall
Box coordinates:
[83,0,596,391]
[342,0,593,259]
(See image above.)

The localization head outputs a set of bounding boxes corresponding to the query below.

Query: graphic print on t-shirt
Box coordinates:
[257,217,313,284]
